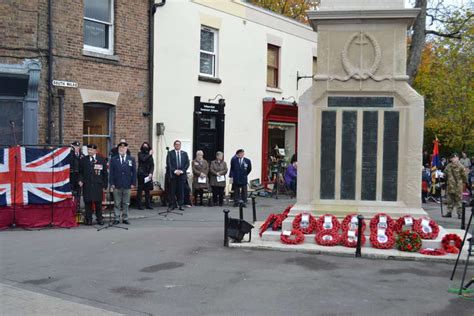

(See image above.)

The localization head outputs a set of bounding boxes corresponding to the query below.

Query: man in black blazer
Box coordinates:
[229,149,252,207]
[166,140,190,210]
[79,144,108,225]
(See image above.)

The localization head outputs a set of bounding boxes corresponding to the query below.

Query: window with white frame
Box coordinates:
[200,26,218,77]
[83,0,114,54]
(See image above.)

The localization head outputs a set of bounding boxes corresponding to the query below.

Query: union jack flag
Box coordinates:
[0,146,72,206]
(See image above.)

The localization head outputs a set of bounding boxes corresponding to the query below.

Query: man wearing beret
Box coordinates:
[79,144,108,225]
[109,140,137,225]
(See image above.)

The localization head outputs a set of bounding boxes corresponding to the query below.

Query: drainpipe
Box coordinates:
[149,0,166,143]
[47,0,53,144]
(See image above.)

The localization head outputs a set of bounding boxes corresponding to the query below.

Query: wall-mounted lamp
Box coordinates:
[282,96,297,106]
[156,122,165,136]
[208,94,224,103]
[142,112,151,117]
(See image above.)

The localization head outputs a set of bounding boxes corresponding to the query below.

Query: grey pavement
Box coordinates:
[0,196,473,315]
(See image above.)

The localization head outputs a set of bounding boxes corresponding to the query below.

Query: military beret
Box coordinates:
[70,141,80,147]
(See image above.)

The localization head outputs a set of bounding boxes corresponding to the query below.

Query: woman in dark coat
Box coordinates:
[137,142,155,209]
[209,151,228,206]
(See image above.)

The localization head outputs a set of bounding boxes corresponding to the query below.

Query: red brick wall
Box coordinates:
[0,0,150,156]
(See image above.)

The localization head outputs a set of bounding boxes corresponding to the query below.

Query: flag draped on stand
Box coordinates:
[0,146,77,228]
[430,138,441,194]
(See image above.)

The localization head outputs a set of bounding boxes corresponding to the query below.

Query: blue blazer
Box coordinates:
[229,156,252,185]
[109,154,137,189]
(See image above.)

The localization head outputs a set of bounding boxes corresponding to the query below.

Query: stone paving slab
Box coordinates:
[0,282,122,316]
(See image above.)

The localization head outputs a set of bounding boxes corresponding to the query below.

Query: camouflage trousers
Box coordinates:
[446,192,462,215]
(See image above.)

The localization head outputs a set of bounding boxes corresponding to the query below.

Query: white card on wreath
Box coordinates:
[377,229,386,237]
[404,217,413,226]
[282,230,291,236]
[323,216,333,229]
[421,219,430,227]
[348,230,356,238]
[351,216,358,223]
[377,235,388,243]
[323,235,333,241]
[350,223,357,230]
[302,214,310,222]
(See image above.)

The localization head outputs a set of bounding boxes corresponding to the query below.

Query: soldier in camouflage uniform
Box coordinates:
[443,153,467,218]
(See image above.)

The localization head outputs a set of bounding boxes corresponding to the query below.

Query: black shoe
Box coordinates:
[442,213,452,218]
[137,206,144,210]
[97,221,104,226]
[122,220,130,225]
[146,205,153,210]
[112,220,120,225]
[84,221,92,226]
[179,206,184,211]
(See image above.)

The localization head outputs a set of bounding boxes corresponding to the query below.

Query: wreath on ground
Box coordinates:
[419,248,447,256]
[316,214,341,232]
[370,213,395,232]
[413,217,439,240]
[272,205,292,231]
[396,230,422,252]
[341,230,366,248]
[292,213,317,234]
[370,229,395,249]
[394,215,416,234]
[259,214,279,237]
[315,228,341,246]
[281,229,305,245]
[441,234,463,254]
[341,213,366,232]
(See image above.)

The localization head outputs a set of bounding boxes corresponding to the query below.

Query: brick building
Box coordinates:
[0,0,158,156]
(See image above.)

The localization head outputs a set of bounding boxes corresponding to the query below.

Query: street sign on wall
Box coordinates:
[52,80,78,88]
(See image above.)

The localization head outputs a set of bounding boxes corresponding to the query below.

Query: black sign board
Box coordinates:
[328,96,394,108]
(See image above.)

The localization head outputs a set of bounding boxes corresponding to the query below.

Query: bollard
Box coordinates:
[461,202,466,230]
[239,202,244,220]
[252,196,257,223]
[223,209,230,247]
[355,215,364,258]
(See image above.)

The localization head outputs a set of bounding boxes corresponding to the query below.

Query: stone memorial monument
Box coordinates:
[286,0,427,228]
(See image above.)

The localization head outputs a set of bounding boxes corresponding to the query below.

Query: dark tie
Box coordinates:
[121,156,125,165]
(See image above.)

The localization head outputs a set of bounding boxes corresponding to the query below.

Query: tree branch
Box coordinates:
[425,30,462,39]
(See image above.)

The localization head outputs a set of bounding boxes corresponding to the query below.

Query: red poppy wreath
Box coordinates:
[281,229,305,245]
[396,230,422,252]
[441,233,462,254]
[316,214,341,232]
[394,215,416,234]
[341,213,366,233]
[315,228,341,246]
[292,213,317,234]
[419,248,446,256]
[413,217,439,240]
[259,214,278,237]
[370,213,395,232]
[370,228,395,249]
[341,230,366,248]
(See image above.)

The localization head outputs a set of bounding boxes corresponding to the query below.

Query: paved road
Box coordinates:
[0,197,472,315]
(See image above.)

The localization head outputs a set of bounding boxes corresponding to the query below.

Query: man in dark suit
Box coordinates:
[109,140,137,225]
[229,149,252,207]
[79,144,108,225]
[166,140,190,210]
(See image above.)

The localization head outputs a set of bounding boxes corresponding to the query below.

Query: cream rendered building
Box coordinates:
[152,0,317,186]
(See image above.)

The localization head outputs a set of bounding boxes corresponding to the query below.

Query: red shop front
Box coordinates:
[261,98,298,187]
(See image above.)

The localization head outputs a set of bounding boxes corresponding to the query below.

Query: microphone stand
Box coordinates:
[159,146,183,217]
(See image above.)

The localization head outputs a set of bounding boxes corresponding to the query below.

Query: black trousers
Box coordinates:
[169,175,186,207]
[233,184,247,205]
[85,201,103,222]
[212,186,225,205]
[137,175,151,208]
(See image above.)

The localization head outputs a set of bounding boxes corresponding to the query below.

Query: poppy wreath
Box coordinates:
[272,205,293,230]
[316,214,341,232]
[396,230,422,252]
[315,228,341,246]
[419,248,447,256]
[370,229,396,249]
[292,213,317,234]
[281,229,305,245]
[369,213,395,232]
[341,214,366,232]
[394,215,416,234]
[341,230,366,248]
[441,234,463,254]
[259,214,278,237]
[413,217,440,240]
